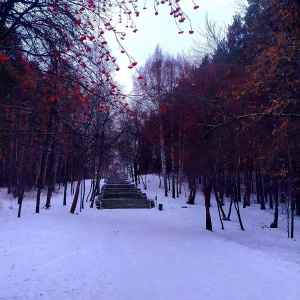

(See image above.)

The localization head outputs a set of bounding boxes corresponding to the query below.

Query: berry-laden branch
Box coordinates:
[0,0,200,130]
[0,1,199,78]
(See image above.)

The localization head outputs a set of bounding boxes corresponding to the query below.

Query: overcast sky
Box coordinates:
[110,0,238,93]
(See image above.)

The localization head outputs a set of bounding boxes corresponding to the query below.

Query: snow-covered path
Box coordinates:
[1,175,299,300]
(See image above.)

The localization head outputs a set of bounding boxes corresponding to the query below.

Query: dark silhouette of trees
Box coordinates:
[1,0,300,238]
[129,0,299,236]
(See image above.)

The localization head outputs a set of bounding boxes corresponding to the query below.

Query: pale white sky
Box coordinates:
[110,1,238,93]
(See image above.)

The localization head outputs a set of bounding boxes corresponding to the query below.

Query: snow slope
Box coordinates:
[0,175,299,300]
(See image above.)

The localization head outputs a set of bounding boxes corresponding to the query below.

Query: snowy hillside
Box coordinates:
[1,175,299,300]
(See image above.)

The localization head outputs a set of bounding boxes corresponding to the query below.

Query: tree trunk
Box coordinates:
[62,159,69,206]
[159,119,168,197]
[176,174,179,198]
[35,124,53,213]
[178,148,184,196]
[213,181,225,229]
[225,172,231,198]
[213,181,226,220]
[36,186,42,213]
[87,179,95,202]
[45,143,55,209]
[89,180,97,208]
[270,184,279,228]
[269,181,274,210]
[218,171,225,206]
[80,177,85,211]
[255,170,260,204]
[237,171,241,202]
[63,181,68,206]
[243,170,252,208]
[291,201,295,239]
[133,157,138,186]
[187,178,196,205]
[203,177,212,231]
[95,158,102,195]
[45,180,53,209]
[227,189,234,221]
[256,170,266,210]
[17,186,25,218]
[233,192,245,231]
[172,175,176,199]
[296,191,300,216]
[70,179,81,214]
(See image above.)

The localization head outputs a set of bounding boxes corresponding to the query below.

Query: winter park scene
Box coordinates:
[1,1,300,300]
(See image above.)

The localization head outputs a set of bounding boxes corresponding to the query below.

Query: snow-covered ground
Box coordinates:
[1,175,299,300]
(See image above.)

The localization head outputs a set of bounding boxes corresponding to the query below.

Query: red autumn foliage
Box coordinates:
[0,55,9,61]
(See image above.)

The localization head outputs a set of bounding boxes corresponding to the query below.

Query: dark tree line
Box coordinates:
[129,0,300,236]
[1,0,300,239]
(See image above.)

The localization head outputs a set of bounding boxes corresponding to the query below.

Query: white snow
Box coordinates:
[1,175,299,300]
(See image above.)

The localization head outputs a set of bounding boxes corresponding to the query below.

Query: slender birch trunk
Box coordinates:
[159,118,168,197]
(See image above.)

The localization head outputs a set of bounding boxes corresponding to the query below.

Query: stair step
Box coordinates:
[96,178,151,209]
[99,199,151,209]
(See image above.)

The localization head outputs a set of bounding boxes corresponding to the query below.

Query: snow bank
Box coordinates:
[0,175,299,300]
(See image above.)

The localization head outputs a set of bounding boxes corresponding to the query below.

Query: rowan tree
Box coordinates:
[0,0,200,213]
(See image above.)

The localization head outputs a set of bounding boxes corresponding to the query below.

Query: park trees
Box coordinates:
[133,46,185,197]
[131,0,299,235]
[1,0,299,236]
[0,0,200,215]
[231,0,300,235]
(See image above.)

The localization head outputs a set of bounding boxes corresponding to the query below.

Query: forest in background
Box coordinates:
[130,0,300,234]
[0,1,300,236]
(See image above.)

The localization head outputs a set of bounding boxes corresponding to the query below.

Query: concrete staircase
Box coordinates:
[96,178,153,209]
